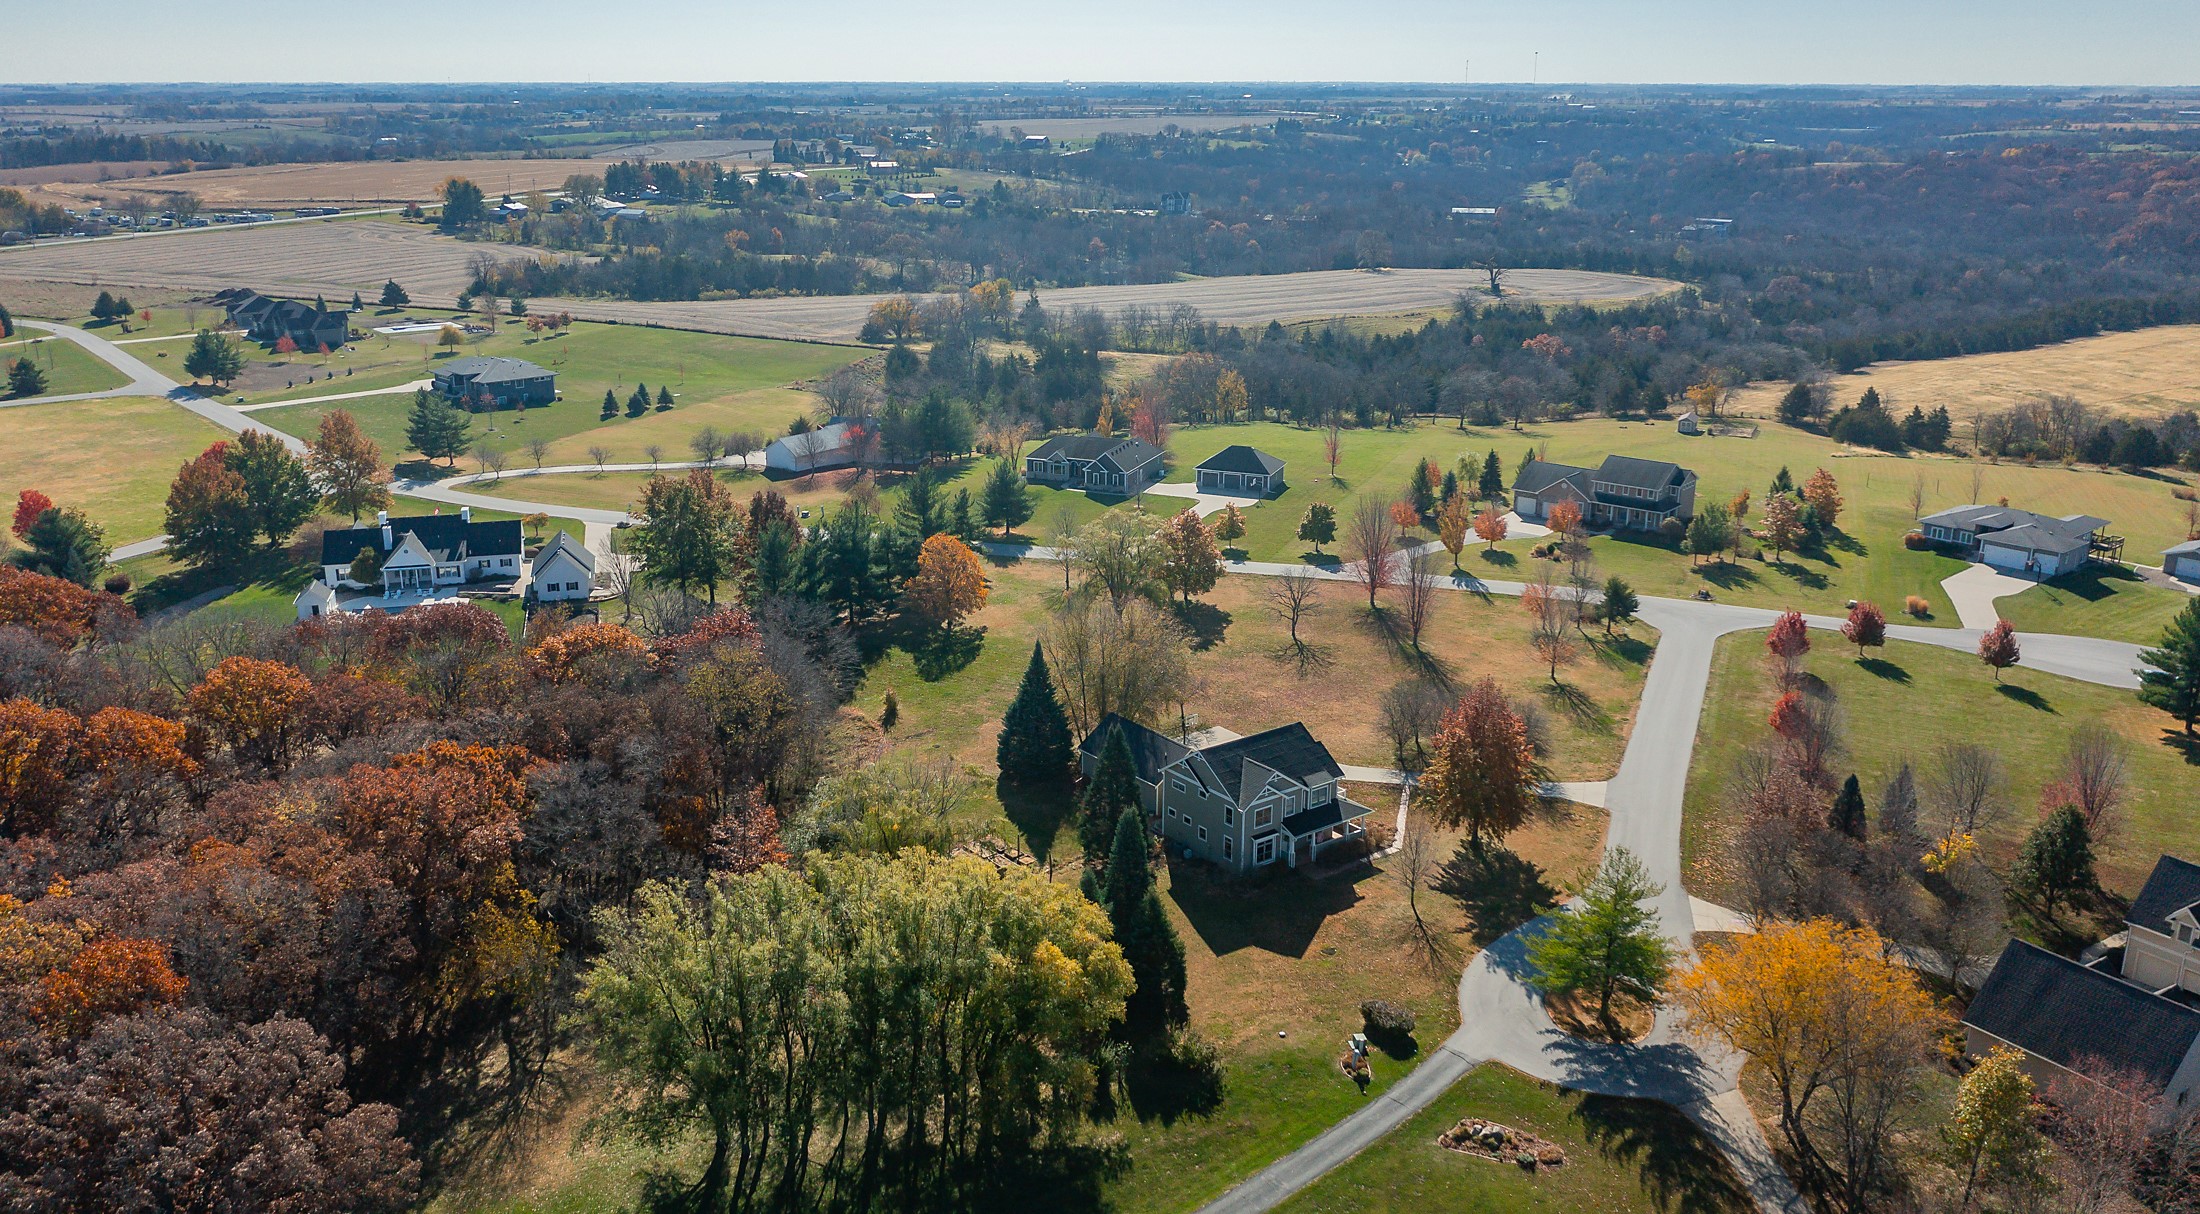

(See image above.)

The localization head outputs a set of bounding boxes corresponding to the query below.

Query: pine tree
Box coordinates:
[349,291,364,312]
[627,384,650,417]
[657,385,675,409]
[1479,450,1504,502]
[1080,726,1141,865]
[183,330,246,387]
[2014,806,2096,920]
[6,357,47,399]
[90,290,118,321]
[1769,466,1795,496]
[981,457,1033,536]
[1830,774,1867,841]
[379,280,409,307]
[998,642,1074,784]
[601,389,619,420]
[1525,847,1675,1027]
[7,506,108,587]
[2139,599,2200,735]
[1104,808,1154,916]
[0,301,14,338]
[1879,763,1920,844]
[405,389,472,466]
[1104,809,1189,1040]
[1599,575,1638,633]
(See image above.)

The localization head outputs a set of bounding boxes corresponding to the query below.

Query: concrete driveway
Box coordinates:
[1940,562,2038,629]
[1140,481,1263,518]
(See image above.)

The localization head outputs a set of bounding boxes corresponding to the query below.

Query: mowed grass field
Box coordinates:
[0,396,228,543]
[1681,634,2200,904]
[1270,1065,1752,1214]
[252,319,864,471]
[1728,324,2200,424]
[1,334,129,396]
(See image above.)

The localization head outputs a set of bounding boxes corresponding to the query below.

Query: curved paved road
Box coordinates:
[5,319,307,456]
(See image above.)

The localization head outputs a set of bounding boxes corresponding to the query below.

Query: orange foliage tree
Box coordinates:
[1802,468,1844,530]
[1437,496,1471,566]
[0,698,77,837]
[188,656,314,771]
[75,706,196,840]
[1417,678,1547,850]
[37,937,188,1035]
[1472,503,1509,550]
[0,565,110,649]
[904,534,989,626]
[526,621,650,683]
[1545,499,1583,536]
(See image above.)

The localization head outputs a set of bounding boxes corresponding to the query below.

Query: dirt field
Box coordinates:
[13,158,595,210]
[584,138,775,162]
[0,220,557,302]
[1730,324,2200,423]
[541,267,1683,342]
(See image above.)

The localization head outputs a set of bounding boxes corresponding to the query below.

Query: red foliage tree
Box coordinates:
[1841,601,1886,657]
[0,566,109,649]
[1978,619,2021,681]
[1768,690,1809,740]
[1766,610,1811,685]
[11,489,53,540]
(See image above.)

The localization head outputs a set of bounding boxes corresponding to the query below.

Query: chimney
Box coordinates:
[379,509,392,550]
[460,506,471,524]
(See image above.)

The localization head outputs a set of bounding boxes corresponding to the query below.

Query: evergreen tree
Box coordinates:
[379,280,409,307]
[898,466,942,539]
[0,301,13,338]
[1778,381,1816,425]
[627,384,650,417]
[1525,847,1675,1027]
[349,291,364,312]
[6,356,46,399]
[1107,811,1191,1039]
[601,389,619,420]
[182,330,246,387]
[657,385,675,409]
[1079,726,1140,864]
[998,642,1074,784]
[750,517,799,596]
[1479,450,1505,502]
[90,290,118,321]
[1830,774,1867,841]
[2013,806,2096,920]
[1599,575,1638,633]
[981,458,1033,536]
[1104,809,1154,917]
[6,506,108,587]
[948,488,977,540]
[2139,599,2200,735]
[1406,457,1436,517]
[1879,763,1921,844]
[404,389,473,466]
[1769,466,1795,496]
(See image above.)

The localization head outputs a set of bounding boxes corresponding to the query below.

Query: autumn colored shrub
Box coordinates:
[1904,595,1931,618]
[526,621,650,683]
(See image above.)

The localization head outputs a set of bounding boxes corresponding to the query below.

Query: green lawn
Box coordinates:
[1271,1064,1753,1214]
[1682,633,2200,901]
[2,336,129,397]
[1994,564,2193,645]
[0,396,229,545]
[249,317,864,470]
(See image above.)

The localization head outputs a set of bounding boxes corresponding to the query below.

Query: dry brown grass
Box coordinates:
[1730,324,2200,424]
[15,159,593,210]
[1543,989,1655,1044]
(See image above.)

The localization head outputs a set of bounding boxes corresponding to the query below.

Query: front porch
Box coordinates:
[1273,795,1375,869]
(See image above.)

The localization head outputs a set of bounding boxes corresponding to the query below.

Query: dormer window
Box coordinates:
[2180,922,2195,945]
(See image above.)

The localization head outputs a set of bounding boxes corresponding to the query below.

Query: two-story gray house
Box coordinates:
[1078,714,1373,874]
[1512,455,1698,533]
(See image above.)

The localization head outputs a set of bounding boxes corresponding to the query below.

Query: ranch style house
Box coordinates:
[1078,714,1373,874]
[430,356,558,409]
[1512,454,1699,533]
[1025,435,1166,495]
[1194,445,1285,497]
[214,287,350,351]
[1917,504,2122,579]
[1961,855,2200,1125]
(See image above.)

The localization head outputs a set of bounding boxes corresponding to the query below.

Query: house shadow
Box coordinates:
[1856,655,1910,683]
[1167,856,1366,959]
[1435,842,1559,947]
[1994,682,2053,712]
[1572,1094,1756,1214]
[996,777,1075,862]
[1173,601,1231,651]
[2032,563,2148,605]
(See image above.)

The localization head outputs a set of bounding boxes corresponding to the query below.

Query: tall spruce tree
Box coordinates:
[1829,774,1868,841]
[998,642,1074,784]
[1080,726,1140,864]
[2014,807,2096,920]
[1104,808,1154,915]
[404,389,472,466]
[2139,599,2200,735]
[1106,808,1189,1038]
[1479,450,1504,502]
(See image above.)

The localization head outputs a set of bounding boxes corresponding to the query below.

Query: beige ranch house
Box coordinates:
[1078,714,1373,874]
[1512,454,1697,533]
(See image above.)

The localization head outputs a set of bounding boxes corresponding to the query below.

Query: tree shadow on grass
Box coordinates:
[1173,601,1231,651]
[1826,529,1868,558]
[1590,633,1654,668]
[1357,608,1456,685]
[910,623,985,681]
[1572,1093,1756,1214]
[1857,656,1911,684]
[1300,551,1343,569]
[1538,679,1613,733]
[961,1141,1129,1214]
[1697,562,1759,591]
[1435,842,1559,947]
[1167,856,1365,959]
[2160,731,2200,766]
[997,776,1076,862]
[1475,548,1519,568]
[1994,682,2053,712]
[1765,560,1830,591]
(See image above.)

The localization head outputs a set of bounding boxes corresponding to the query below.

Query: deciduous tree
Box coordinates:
[633,469,742,604]
[1297,501,1336,554]
[1941,1046,2050,1212]
[1470,502,1507,552]
[309,409,391,522]
[903,533,988,626]
[1841,601,1885,658]
[187,655,313,770]
[1345,494,1402,611]
[163,444,256,569]
[10,490,53,541]
[1526,847,1674,1029]
[1157,508,1222,606]
[1418,678,1545,850]
[1803,468,1845,530]
[1760,492,1803,562]
[1977,619,2021,680]
[1767,610,1811,685]
[225,429,316,547]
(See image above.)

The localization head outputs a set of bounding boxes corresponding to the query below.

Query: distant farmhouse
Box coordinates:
[1024,435,1165,496]
[431,356,557,409]
[1079,714,1373,873]
[214,288,349,351]
[1160,191,1192,215]
[1918,505,2122,579]
[1513,454,1698,533]
[1195,445,1285,497]
[764,419,866,476]
[1962,855,2200,1123]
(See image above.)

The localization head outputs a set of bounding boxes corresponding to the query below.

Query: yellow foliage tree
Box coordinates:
[1214,369,1250,423]
[1437,496,1471,566]
[904,534,989,627]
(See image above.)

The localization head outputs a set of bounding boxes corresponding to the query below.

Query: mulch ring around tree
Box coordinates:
[1438,1117,1568,1171]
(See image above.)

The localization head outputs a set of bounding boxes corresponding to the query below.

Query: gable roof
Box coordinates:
[1078,713,1189,786]
[2128,855,2200,938]
[319,514,524,566]
[1919,505,2107,542]
[1030,434,1135,464]
[1514,458,1593,496]
[2165,540,2200,558]
[1197,445,1284,476]
[1594,454,1690,492]
[1979,522,2093,557]
[1963,939,2200,1089]
[531,531,596,577]
[435,355,551,384]
[1193,722,1343,803]
[766,419,862,457]
[1094,438,1163,476]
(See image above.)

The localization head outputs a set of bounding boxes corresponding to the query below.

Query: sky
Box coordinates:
[14,0,2200,86]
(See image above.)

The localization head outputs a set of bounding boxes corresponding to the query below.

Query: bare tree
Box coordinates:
[724,430,761,472]
[1564,537,1598,636]
[1047,502,1081,594]
[2055,724,2128,837]
[1042,597,1192,739]
[594,532,636,613]
[1968,459,1985,504]
[1475,257,1508,298]
[1263,566,1325,667]
[1396,814,1440,954]
[689,426,725,468]
[1906,472,1926,520]
[643,443,664,472]
[2044,1058,2159,1214]
[816,366,872,420]
[1928,742,2005,838]
[525,436,552,471]
[473,442,509,481]
[587,445,612,475]
[1911,858,2004,990]
[1397,550,1439,651]
[1345,494,1402,612]
[1524,562,1578,683]
[1379,678,1449,768]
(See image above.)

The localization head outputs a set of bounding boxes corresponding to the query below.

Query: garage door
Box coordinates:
[1516,493,1539,517]
[1980,543,2030,573]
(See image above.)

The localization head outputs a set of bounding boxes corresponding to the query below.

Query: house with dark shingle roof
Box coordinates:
[1512,455,1697,533]
[1024,434,1165,496]
[1962,855,2200,1121]
[1917,504,2120,578]
[1077,713,1371,873]
[431,356,557,408]
[1195,445,1285,497]
[2161,539,2200,584]
[316,507,525,595]
[214,287,350,351]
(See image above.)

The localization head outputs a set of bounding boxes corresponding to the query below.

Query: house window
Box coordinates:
[1223,806,1234,826]
[500,558,514,567]
[1197,826,1207,841]
[1254,806,1272,828]
[2181,923,2194,945]
[1171,776,1189,794]
[1223,837,1233,860]
[1254,836,1276,865]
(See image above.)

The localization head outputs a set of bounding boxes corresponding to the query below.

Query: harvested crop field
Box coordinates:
[17,158,594,210]
[1729,324,2200,423]
[541,267,1682,342]
[0,220,560,301]
[971,113,1279,138]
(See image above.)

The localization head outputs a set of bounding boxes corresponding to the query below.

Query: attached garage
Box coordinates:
[1979,525,2090,580]
[2166,541,2200,584]
[1513,493,1540,518]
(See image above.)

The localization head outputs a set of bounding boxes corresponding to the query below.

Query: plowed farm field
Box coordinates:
[13,158,594,210]
[0,220,562,301]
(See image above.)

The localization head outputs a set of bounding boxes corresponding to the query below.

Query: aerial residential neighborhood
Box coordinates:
[3,29,2200,1214]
